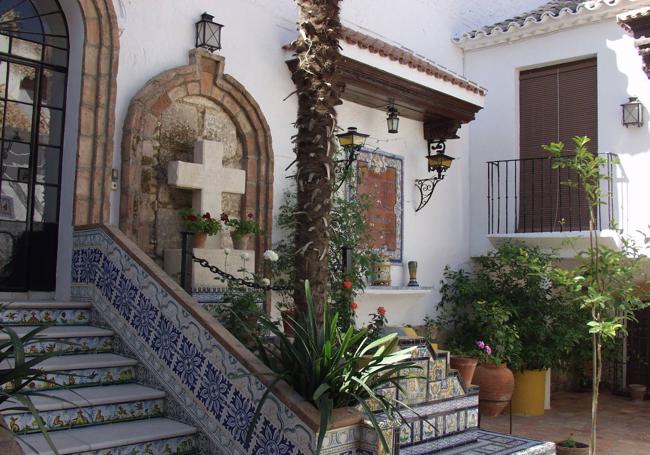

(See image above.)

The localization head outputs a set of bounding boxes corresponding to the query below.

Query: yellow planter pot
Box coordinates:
[511,369,547,416]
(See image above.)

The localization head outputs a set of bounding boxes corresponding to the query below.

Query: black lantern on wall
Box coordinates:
[387,104,400,134]
[195,13,223,52]
[414,140,454,212]
[621,96,644,127]
[334,126,369,190]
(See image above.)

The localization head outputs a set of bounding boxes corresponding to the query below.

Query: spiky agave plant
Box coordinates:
[0,321,71,454]
[251,282,420,454]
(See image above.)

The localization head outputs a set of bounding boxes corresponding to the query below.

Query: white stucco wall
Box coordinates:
[101,0,500,325]
[464,19,650,257]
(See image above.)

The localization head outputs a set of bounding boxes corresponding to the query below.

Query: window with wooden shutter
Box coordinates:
[518,58,597,232]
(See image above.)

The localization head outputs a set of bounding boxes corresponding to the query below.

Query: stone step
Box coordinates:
[0,353,138,391]
[2,384,166,434]
[381,395,479,447]
[401,429,556,454]
[0,307,91,326]
[0,325,113,356]
[2,301,92,309]
[18,418,197,455]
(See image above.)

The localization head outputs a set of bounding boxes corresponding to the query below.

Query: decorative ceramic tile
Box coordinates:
[400,430,555,455]
[20,336,113,356]
[445,413,458,434]
[467,408,479,428]
[77,435,196,455]
[399,423,411,444]
[458,409,466,431]
[72,230,314,454]
[6,398,165,433]
[431,359,447,381]
[0,308,90,325]
[1,366,135,392]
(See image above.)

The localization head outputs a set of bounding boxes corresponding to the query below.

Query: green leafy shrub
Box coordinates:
[437,241,585,372]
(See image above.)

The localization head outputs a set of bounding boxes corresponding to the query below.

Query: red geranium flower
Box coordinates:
[247,213,254,219]
[342,281,353,289]
[220,212,229,222]
[202,212,211,219]
[350,302,358,310]
[377,306,386,316]
[188,215,198,222]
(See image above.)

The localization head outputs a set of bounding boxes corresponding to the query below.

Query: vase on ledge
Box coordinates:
[407,261,419,287]
[192,232,208,248]
[232,232,252,250]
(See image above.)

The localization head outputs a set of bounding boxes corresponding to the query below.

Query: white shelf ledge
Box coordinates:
[362,286,433,296]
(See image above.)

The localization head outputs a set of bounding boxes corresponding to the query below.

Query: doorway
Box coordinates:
[0,0,68,291]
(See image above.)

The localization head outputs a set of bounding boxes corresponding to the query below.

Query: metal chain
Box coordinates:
[187,251,292,291]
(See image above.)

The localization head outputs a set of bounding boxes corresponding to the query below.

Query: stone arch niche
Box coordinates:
[119,49,274,271]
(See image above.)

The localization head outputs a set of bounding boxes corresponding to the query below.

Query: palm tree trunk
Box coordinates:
[290,0,344,314]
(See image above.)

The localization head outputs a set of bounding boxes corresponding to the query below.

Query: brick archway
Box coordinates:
[74,0,120,224]
[119,49,274,264]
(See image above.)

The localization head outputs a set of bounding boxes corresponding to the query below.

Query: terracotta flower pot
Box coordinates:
[192,232,208,248]
[629,383,647,401]
[450,356,478,386]
[233,233,252,250]
[555,441,589,455]
[473,362,515,416]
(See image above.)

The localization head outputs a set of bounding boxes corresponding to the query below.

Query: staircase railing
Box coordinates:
[72,224,369,455]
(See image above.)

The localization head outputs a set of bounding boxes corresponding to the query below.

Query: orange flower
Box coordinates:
[342,281,353,289]
[350,302,358,310]
[377,306,386,316]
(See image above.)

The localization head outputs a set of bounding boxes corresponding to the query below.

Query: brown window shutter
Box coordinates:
[518,58,597,232]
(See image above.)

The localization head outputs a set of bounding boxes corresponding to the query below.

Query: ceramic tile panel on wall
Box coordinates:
[71,228,318,455]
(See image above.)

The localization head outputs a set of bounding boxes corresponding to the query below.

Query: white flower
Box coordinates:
[240,252,250,261]
[263,250,279,262]
[261,278,271,286]
[224,248,231,255]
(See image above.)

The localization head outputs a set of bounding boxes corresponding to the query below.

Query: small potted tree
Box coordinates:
[179,209,222,248]
[221,212,263,250]
[556,435,589,455]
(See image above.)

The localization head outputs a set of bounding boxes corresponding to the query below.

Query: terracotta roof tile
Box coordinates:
[340,27,487,96]
[456,0,634,42]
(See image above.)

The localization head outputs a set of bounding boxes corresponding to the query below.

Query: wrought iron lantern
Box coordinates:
[387,104,400,134]
[621,96,644,128]
[414,140,454,212]
[334,127,369,190]
[195,13,224,52]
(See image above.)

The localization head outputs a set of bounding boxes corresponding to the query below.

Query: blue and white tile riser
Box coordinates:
[72,228,321,455]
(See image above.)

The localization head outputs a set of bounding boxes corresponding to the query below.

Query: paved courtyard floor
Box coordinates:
[480,391,650,455]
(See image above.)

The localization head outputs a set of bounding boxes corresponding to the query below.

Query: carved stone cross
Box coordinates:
[168,140,246,217]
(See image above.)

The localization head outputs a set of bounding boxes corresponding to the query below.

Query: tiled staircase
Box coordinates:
[372,338,554,454]
[0,300,198,455]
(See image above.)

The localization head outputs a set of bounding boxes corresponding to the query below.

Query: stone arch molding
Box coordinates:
[73,0,120,224]
[119,49,274,265]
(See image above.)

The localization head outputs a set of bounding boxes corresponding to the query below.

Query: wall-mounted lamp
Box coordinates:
[334,126,369,190]
[387,104,400,134]
[414,140,454,212]
[195,12,224,52]
[622,96,644,127]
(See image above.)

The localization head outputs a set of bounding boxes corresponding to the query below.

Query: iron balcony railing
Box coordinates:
[487,153,617,235]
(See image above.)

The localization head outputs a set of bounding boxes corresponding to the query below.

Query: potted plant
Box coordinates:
[252,282,420,454]
[448,348,480,387]
[213,283,266,349]
[556,435,589,455]
[221,212,263,250]
[472,336,515,417]
[179,209,222,248]
[629,384,647,402]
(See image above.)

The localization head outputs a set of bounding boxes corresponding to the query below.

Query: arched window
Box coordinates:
[0,0,68,291]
